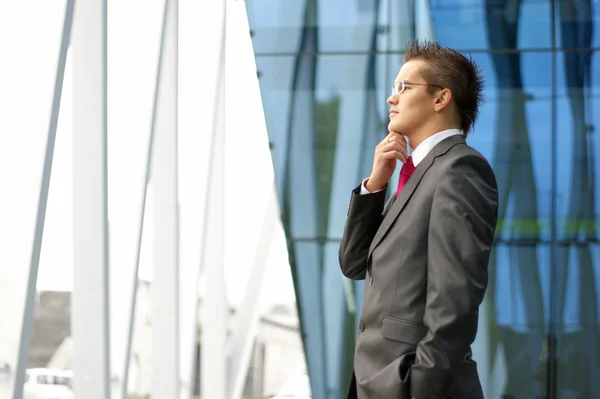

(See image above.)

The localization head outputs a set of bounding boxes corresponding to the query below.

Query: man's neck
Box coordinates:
[407,125,460,150]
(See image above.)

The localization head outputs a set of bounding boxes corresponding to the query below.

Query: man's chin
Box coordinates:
[388,121,403,133]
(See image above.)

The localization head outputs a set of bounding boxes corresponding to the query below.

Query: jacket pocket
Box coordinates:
[380,316,427,346]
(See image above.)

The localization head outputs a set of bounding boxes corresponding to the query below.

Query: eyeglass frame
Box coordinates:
[391,80,444,95]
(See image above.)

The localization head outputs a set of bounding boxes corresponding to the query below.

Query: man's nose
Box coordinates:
[387,94,398,105]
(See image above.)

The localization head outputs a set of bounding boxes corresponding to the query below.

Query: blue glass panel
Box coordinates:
[322,243,351,399]
[255,51,391,239]
[468,51,554,241]
[246,0,305,55]
[319,54,391,241]
[256,48,390,396]
[247,0,389,54]
[474,244,551,398]
[293,242,327,399]
[555,0,596,48]
[387,0,552,52]
[317,0,384,53]
[466,51,553,397]
[554,245,600,398]
[554,46,600,397]
[248,1,600,396]
[254,56,296,201]
[553,52,599,245]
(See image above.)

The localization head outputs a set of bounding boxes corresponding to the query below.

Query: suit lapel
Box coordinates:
[382,195,396,216]
[368,156,435,257]
[368,134,466,259]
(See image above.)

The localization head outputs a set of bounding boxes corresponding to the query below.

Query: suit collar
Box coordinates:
[411,129,463,166]
[368,134,466,259]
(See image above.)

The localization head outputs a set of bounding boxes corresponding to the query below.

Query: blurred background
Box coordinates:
[1,0,600,398]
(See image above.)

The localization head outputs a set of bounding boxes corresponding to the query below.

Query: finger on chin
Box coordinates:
[389,131,405,141]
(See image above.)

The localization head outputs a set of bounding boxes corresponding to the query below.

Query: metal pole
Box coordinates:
[71,0,111,396]
[151,0,180,397]
[10,2,76,399]
[120,0,171,397]
[201,0,227,396]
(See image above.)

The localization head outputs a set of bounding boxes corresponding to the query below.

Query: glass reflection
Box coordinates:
[247,0,600,397]
[245,0,305,54]
[556,47,597,399]
[255,0,391,397]
[483,2,547,396]
[555,0,597,397]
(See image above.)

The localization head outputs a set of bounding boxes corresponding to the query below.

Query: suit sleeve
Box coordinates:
[339,183,387,280]
[409,155,498,398]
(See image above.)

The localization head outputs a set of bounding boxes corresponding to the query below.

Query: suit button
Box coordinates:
[358,321,365,332]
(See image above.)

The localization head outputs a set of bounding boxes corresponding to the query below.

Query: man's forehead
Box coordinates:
[395,60,424,82]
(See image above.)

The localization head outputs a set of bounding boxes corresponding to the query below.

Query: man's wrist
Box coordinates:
[359,178,386,195]
[365,178,385,193]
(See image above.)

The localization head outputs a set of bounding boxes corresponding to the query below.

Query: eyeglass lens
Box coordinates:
[392,82,404,95]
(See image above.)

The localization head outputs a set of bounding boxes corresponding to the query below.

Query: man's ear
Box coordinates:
[434,88,452,112]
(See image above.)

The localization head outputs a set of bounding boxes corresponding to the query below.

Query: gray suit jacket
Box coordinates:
[339,134,498,399]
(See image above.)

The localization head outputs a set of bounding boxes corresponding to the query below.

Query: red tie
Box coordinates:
[396,156,416,197]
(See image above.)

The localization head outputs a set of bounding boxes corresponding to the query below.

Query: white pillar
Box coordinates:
[151,0,180,398]
[71,0,111,397]
[228,185,278,399]
[201,0,227,397]
[118,1,173,398]
[0,2,75,399]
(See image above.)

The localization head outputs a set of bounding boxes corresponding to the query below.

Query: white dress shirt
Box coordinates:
[360,129,462,195]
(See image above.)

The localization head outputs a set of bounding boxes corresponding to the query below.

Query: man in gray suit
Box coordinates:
[339,40,498,399]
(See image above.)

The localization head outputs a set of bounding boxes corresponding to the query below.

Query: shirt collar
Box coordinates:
[411,129,462,166]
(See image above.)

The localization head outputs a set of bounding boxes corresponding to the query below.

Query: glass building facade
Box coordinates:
[245,0,600,397]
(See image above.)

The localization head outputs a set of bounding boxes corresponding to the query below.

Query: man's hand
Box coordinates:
[365,131,408,192]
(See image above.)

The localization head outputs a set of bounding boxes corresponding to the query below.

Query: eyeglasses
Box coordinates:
[392,81,444,95]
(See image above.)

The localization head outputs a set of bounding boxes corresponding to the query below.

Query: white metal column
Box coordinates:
[119,1,172,398]
[72,0,111,397]
[228,184,278,399]
[151,0,180,397]
[2,2,75,399]
[201,0,227,397]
